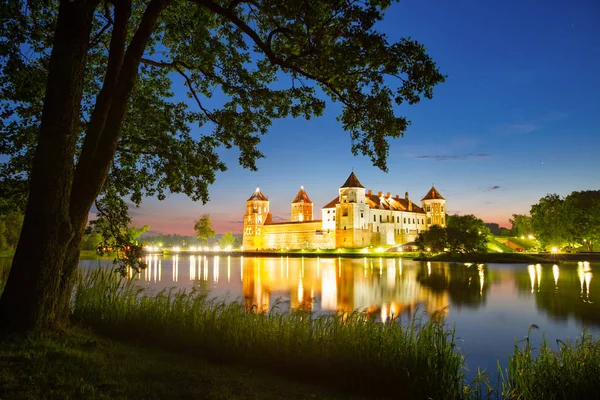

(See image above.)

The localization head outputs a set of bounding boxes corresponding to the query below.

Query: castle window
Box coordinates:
[406,228,409,233]
[397,216,399,223]
[404,217,406,224]
[427,205,431,212]
[333,216,335,221]
[327,210,330,214]
[379,215,382,223]
[377,227,379,232]
[441,206,444,212]
[257,228,261,235]
[413,218,415,224]
[361,212,364,218]
[387,216,390,222]
[342,209,348,217]
[344,226,346,230]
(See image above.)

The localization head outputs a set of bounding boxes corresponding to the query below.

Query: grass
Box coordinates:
[0,327,353,400]
[499,326,600,399]
[3,266,600,399]
[72,269,471,399]
[486,238,515,253]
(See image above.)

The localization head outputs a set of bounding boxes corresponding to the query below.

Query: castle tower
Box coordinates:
[243,187,270,249]
[291,186,313,222]
[421,186,446,228]
[336,171,370,248]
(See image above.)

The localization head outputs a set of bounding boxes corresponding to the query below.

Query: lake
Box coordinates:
[1,255,597,379]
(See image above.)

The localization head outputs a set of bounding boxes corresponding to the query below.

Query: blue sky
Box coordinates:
[131,0,600,235]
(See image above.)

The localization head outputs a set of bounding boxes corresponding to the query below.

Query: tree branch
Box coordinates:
[191,0,356,111]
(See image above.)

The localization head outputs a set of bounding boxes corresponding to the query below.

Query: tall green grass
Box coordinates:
[500,325,600,399]
[72,268,471,399]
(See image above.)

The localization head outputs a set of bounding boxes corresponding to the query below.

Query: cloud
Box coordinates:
[481,185,501,192]
[415,153,491,161]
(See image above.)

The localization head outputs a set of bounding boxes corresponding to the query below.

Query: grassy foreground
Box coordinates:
[0,328,350,400]
[2,268,600,399]
[71,269,469,399]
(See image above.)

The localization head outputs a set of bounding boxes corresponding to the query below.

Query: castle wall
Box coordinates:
[262,221,335,250]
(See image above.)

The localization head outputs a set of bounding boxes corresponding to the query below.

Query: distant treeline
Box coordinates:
[139,232,242,248]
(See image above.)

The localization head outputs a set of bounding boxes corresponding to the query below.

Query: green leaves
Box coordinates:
[530,191,600,250]
[2,0,444,206]
[416,215,489,254]
[194,214,215,244]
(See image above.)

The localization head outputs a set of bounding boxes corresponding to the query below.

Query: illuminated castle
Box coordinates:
[243,172,445,250]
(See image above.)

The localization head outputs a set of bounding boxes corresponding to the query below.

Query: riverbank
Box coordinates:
[2,268,600,399]
[414,252,600,263]
[0,328,350,400]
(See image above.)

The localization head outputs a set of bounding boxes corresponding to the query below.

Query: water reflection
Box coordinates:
[515,261,598,325]
[1,255,599,329]
[237,258,482,321]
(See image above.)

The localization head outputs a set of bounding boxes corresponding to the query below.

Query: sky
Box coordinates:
[130,0,600,235]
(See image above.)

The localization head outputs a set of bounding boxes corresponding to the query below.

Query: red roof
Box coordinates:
[247,188,268,201]
[340,171,365,188]
[292,186,312,203]
[421,186,445,201]
[322,193,425,214]
[366,193,426,213]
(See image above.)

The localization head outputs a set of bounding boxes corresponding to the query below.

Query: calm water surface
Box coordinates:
[1,255,597,378]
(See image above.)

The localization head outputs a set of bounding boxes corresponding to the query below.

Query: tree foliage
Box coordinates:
[0,213,24,250]
[415,215,489,254]
[414,225,446,253]
[446,214,489,254]
[0,0,444,333]
[530,191,600,251]
[194,214,215,244]
[509,214,533,237]
[530,194,568,249]
[89,191,148,275]
[218,231,235,248]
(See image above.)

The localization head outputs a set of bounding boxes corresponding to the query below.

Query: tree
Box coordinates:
[414,225,446,253]
[0,0,444,333]
[446,214,489,254]
[415,215,488,254]
[484,222,502,236]
[509,214,533,237]
[194,214,215,245]
[563,191,600,252]
[218,232,236,248]
[530,194,567,249]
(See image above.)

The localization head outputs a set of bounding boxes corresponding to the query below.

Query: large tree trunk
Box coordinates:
[0,0,170,335]
[0,0,98,334]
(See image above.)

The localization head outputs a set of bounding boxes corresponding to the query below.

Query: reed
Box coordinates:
[500,325,600,399]
[72,268,471,399]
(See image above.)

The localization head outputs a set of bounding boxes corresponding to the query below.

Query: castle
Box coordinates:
[242,172,446,250]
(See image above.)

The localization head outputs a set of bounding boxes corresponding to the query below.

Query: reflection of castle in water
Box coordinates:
[240,257,452,321]
[137,255,495,320]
